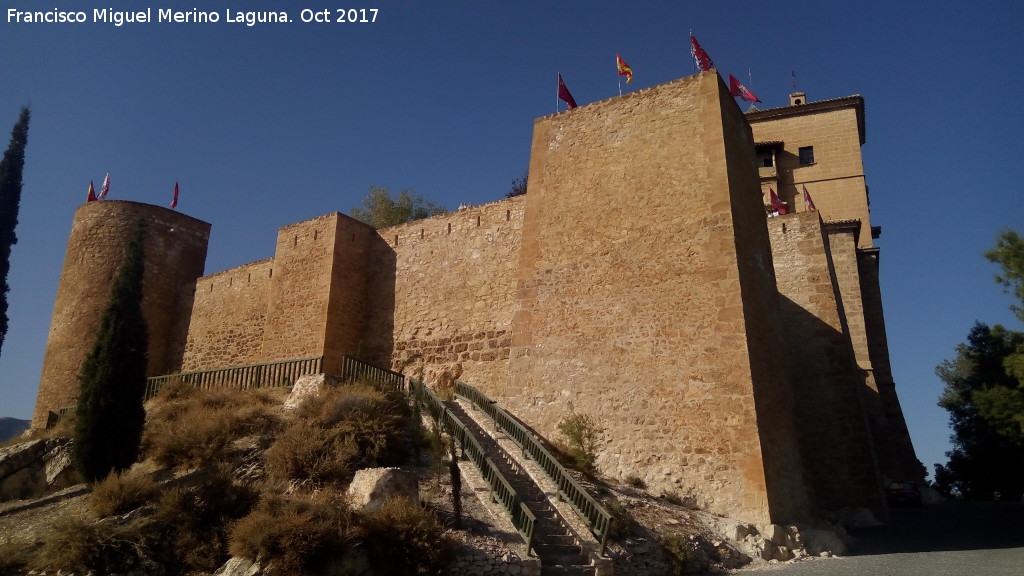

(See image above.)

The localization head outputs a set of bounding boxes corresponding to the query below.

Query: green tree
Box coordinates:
[504,170,528,198]
[73,220,149,482]
[0,107,30,359]
[349,186,446,229]
[986,230,1024,323]
[934,323,1024,499]
[978,230,1024,443]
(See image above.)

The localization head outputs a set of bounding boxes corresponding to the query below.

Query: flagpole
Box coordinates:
[618,76,622,96]
[689,29,695,74]
[556,71,559,113]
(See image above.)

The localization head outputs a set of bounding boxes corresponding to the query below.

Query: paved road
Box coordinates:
[731,501,1024,576]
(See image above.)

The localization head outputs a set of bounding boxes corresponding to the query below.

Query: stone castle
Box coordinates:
[33,72,920,526]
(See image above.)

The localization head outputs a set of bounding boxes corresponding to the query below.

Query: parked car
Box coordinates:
[886,480,922,507]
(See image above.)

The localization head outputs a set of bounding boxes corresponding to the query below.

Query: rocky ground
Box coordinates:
[0,396,850,576]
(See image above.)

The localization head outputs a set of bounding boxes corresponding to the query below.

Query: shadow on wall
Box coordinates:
[361,236,397,371]
[777,293,885,517]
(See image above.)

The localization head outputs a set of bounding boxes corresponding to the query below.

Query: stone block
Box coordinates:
[347,467,419,512]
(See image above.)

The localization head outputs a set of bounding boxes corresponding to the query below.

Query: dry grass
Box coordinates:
[32,516,157,575]
[265,421,360,485]
[154,468,259,573]
[358,496,455,576]
[142,386,283,469]
[229,491,360,576]
[89,468,158,518]
[266,382,412,487]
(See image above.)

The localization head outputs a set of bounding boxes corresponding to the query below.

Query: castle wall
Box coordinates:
[33,201,209,428]
[501,72,810,524]
[768,212,885,515]
[368,197,525,386]
[180,259,273,372]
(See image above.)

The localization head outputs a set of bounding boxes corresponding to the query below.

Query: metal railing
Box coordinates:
[145,356,323,400]
[409,378,536,553]
[454,380,611,555]
[340,356,405,391]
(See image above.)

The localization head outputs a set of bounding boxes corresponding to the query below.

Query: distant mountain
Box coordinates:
[0,417,30,442]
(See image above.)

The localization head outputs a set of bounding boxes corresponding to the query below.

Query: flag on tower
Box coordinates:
[86,181,97,202]
[171,181,179,209]
[557,73,578,109]
[728,75,761,103]
[803,185,816,211]
[769,188,787,214]
[98,172,110,200]
[690,35,714,72]
[616,54,633,84]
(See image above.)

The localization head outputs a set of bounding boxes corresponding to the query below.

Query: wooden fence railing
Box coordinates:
[144,356,323,400]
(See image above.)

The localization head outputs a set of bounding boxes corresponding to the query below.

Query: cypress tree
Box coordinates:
[0,107,31,359]
[73,220,149,482]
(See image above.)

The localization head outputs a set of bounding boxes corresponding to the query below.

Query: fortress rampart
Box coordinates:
[34,72,921,525]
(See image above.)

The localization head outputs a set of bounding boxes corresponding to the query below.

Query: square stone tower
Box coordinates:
[502,72,812,524]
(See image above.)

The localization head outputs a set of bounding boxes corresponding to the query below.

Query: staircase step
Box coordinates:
[443,400,595,570]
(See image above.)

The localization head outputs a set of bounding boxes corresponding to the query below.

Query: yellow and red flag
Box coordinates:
[86,181,97,202]
[616,53,633,84]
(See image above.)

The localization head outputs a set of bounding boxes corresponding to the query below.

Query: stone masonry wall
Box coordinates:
[180,259,273,372]
[366,197,526,387]
[34,201,209,428]
[768,212,884,515]
[501,72,805,524]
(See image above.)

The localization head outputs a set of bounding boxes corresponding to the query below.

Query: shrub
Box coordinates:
[359,496,454,576]
[142,388,282,469]
[300,382,412,466]
[229,492,360,576]
[660,533,711,575]
[625,475,646,489]
[89,468,158,518]
[0,540,32,575]
[603,496,636,541]
[155,468,259,573]
[556,407,600,472]
[265,420,359,485]
[33,516,155,575]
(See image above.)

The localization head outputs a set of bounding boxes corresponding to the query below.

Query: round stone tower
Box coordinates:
[32,200,210,428]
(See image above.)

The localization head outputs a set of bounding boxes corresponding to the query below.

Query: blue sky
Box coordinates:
[2,1,1022,479]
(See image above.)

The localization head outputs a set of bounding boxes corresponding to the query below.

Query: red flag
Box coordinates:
[803,185,816,211]
[98,172,110,200]
[690,35,714,72]
[616,53,633,84]
[769,188,787,214]
[171,181,179,209]
[729,75,761,103]
[86,181,97,202]
[557,73,578,109]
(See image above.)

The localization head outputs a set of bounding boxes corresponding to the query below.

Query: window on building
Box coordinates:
[757,152,774,168]
[798,146,815,165]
